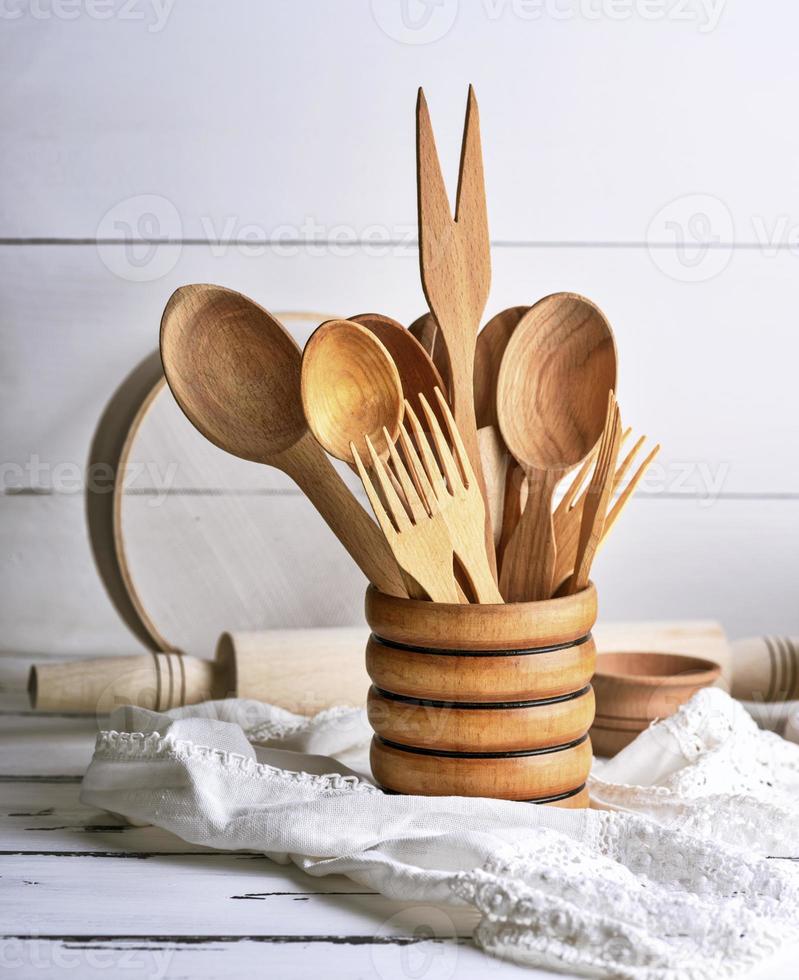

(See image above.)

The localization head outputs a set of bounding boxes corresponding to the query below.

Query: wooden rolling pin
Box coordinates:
[730,635,799,703]
[30,627,369,716]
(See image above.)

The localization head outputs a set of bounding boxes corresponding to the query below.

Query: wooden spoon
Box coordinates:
[302,319,436,602]
[474,306,530,553]
[350,313,447,426]
[300,319,404,464]
[408,312,451,395]
[160,285,406,598]
[497,293,617,602]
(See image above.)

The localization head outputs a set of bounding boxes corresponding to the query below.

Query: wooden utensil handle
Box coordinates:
[448,355,498,582]
[281,434,407,597]
[500,469,558,602]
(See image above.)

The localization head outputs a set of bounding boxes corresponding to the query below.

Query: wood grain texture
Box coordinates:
[353,438,462,604]
[498,294,617,602]
[408,311,451,397]
[4,3,799,248]
[30,627,371,716]
[0,852,477,938]
[367,685,595,753]
[365,634,596,704]
[568,394,623,595]
[365,582,596,651]
[416,87,496,579]
[474,305,530,431]
[3,243,796,499]
[477,425,508,549]
[301,318,403,463]
[552,433,660,593]
[160,285,406,598]
[370,734,592,801]
[402,393,502,603]
[364,587,596,798]
[474,305,529,551]
[351,313,447,426]
[85,352,166,653]
[729,635,799,703]
[590,651,720,755]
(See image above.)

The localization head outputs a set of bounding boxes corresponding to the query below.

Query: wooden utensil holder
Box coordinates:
[365,583,597,805]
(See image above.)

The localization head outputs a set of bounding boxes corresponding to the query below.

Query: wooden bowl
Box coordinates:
[364,584,597,803]
[591,651,721,757]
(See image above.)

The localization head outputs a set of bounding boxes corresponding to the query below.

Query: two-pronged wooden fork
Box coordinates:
[351,388,503,604]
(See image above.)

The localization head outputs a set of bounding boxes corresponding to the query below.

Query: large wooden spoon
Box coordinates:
[160,285,406,598]
[497,293,617,602]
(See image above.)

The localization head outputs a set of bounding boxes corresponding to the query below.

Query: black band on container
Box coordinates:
[372,684,592,710]
[375,733,588,759]
[370,632,592,658]
[379,782,588,805]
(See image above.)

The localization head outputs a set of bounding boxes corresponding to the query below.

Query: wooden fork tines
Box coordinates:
[352,435,462,604]
[563,394,622,596]
[401,389,503,604]
[552,429,660,593]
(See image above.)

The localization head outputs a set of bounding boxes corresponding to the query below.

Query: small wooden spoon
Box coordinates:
[497,293,617,602]
[408,312,451,395]
[350,313,447,426]
[474,306,530,430]
[300,319,404,464]
[160,285,406,598]
[474,306,529,553]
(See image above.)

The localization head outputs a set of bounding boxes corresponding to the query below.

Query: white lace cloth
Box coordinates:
[81,689,799,979]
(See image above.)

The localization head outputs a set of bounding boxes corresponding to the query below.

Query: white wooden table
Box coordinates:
[2,650,796,980]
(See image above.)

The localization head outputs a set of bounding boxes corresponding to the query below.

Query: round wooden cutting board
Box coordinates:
[87,312,369,660]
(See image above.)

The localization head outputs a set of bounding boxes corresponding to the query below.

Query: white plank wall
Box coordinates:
[1,3,798,649]
[3,7,799,977]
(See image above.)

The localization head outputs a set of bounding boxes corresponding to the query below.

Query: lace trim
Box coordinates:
[452,829,799,980]
[245,705,363,743]
[93,730,378,796]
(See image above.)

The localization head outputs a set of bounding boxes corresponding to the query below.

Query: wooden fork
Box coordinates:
[416,86,496,580]
[551,430,660,592]
[556,394,623,597]
[351,435,462,604]
[401,389,503,604]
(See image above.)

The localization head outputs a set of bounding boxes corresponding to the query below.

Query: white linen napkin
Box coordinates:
[81,689,799,979]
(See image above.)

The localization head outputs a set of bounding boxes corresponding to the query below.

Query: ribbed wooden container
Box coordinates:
[365,583,597,805]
